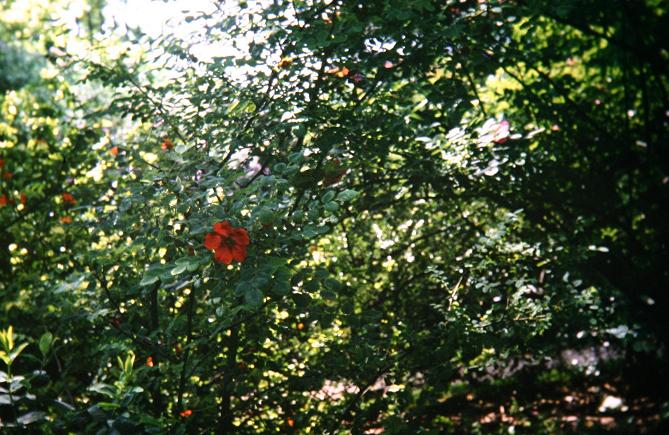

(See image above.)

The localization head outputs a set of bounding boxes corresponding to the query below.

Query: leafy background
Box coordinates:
[1,0,668,433]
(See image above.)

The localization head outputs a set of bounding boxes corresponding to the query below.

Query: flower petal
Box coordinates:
[231,244,247,262]
[213,221,233,236]
[204,233,223,250]
[231,227,250,246]
[214,246,233,265]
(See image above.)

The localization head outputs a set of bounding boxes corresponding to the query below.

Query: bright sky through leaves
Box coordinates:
[104,0,238,61]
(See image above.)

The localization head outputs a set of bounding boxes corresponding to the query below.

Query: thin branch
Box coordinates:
[177,286,196,410]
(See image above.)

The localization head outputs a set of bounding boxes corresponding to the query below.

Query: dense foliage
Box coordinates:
[1,0,668,433]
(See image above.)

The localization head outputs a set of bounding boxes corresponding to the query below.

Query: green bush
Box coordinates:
[1,0,668,432]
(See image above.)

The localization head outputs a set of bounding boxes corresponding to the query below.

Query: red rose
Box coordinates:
[204,220,250,265]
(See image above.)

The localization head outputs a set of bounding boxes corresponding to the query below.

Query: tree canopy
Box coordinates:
[1,0,668,433]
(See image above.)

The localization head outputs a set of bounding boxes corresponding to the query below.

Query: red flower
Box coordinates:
[110,146,119,156]
[0,194,7,207]
[20,192,26,205]
[180,409,192,418]
[146,356,154,367]
[62,192,77,205]
[161,138,173,151]
[60,215,73,224]
[204,220,250,265]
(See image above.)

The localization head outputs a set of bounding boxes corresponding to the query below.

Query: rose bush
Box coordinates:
[1,0,668,433]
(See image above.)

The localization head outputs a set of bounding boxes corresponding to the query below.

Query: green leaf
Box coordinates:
[292,210,305,223]
[304,279,319,292]
[124,353,135,374]
[257,207,275,225]
[288,152,303,163]
[291,170,317,188]
[9,343,28,363]
[321,290,337,300]
[6,326,14,350]
[336,189,359,203]
[87,405,108,422]
[244,287,263,308]
[227,100,240,113]
[273,280,291,296]
[292,293,311,308]
[314,267,328,279]
[175,256,202,272]
[89,383,116,398]
[139,274,159,286]
[17,411,47,426]
[302,224,320,239]
[235,281,250,297]
[190,225,210,235]
[244,101,257,112]
[97,401,121,410]
[324,278,342,291]
[322,190,336,203]
[171,263,188,276]
[38,332,53,357]
[325,201,339,212]
[253,275,269,290]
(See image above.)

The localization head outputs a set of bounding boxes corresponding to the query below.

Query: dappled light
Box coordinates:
[1,0,668,432]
